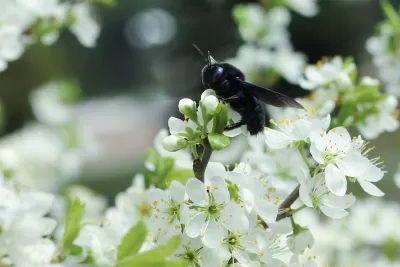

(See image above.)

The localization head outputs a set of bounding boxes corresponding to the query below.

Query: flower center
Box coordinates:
[322,151,339,164]
[138,202,151,217]
[175,245,202,266]
[165,201,180,223]
[207,204,219,215]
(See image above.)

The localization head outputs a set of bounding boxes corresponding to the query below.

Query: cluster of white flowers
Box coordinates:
[0,0,106,72]
[267,56,399,140]
[0,0,398,266]
[366,23,400,97]
[0,82,98,192]
[366,0,400,98]
[226,2,317,85]
[294,198,400,266]
[0,175,57,266]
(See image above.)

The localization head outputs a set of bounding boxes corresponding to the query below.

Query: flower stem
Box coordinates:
[193,138,213,182]
[288,205,306,216]
[298,145,312,170]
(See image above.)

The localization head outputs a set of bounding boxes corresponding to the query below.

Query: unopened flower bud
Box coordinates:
[178,98,197,122]
[201,89,217,101]
[162,135,188,152]
[360,76,380,87]
[202,95,219,116]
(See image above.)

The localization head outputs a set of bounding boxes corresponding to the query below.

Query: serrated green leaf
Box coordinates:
[116,236,183,267]
[62,198,85,250]
[117,221,147,261]
[208,133,230,151]
[166,169,194,185]
[381,0,400,34]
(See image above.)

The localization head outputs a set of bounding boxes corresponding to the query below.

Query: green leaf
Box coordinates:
[381,0,400,34]
[144,149,176,189]
[117,221,147,261]
[116,236,183,267]
[62,198,85,250]
[144,148,159,167]
[212,104,229,133]
[166,169,194,185]
[208,133,230,151]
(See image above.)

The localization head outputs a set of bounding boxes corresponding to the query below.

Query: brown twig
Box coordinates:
[193,138,212,182]
[260,184,301,229]
[276,184,300,221]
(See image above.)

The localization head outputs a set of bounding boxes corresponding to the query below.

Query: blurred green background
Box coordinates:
[0,0,399,201]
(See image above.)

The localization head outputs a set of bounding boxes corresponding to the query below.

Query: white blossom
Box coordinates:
[285,0,319,17]
[357,95,399,140]
[299,57,355,90]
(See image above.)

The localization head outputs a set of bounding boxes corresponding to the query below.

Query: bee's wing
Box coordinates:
[241,81,304,109]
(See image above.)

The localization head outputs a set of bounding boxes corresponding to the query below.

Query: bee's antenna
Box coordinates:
[207,51,217,66]
[192,44,207,62]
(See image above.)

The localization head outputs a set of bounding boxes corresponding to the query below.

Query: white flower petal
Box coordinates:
[185,212,206,238]
[202,218,225,248]
[267,217,292,234]
[319,205,348,219]
[291,119,312,140]
[220,202,249,231]
[168,117,186,134]
[205,162,226,183]
[209,176,230,204]
[264,128,290,149]
[320,193,355,209]
[325,127,351,153]
[169,180,186,202]
[336,149,369,177]
[255,200,278,223]
[287,230,314,253]
[357,179,385,197]
[299,181,313,208]
[200,248,222,267]
[325,164,347,196]
[360,163,384,182]
[19,192,54,216]
[309,143,324,164]
[185,178,207,204]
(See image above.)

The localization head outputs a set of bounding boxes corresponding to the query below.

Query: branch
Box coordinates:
[276,184,300,221]
[193,138,213,182]
[260,184,300,229]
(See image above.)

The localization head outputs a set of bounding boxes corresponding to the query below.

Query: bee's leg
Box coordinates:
[224,118,246,131]
[221,94,240,103]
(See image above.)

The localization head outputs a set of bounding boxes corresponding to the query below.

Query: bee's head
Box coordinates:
[201,61,225,90]
[193,45,225,91]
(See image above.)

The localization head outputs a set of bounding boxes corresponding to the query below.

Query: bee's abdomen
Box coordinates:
[244,98,265,135]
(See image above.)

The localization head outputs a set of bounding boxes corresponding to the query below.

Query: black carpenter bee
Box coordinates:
[194,45,304,135]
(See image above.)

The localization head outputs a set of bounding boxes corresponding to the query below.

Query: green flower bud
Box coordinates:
[162,135,188,152]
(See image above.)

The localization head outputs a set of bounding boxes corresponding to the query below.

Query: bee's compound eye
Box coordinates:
[212,67,224,82]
